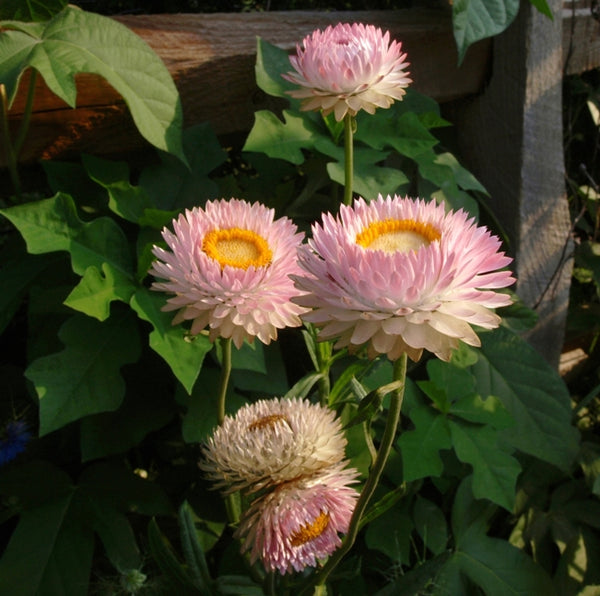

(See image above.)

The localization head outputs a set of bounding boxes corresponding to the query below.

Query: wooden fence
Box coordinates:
[4,4,600,367]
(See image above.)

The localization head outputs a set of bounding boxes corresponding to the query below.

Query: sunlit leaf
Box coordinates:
[452,0,520,63]
[64,263,137,321]
[1,6,186,162]
[0,193,133,277]
[243,109,320,164]
[130,288,212,394]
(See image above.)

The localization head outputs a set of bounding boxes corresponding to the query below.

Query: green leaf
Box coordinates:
[0,0,67,21]
[440,478,558,596]
[243,109,320,164]
[179,368,246,444]
[255,36,299,99]
[130,288,213,394]
[148,518,199,594]
[528,0,554,19]
[78,461,172,517]
[139,123,226,212]
[413,496,449,556]
[0,193,133,277]
[449,393,514,429]
[178,502,213,593]
[25,310,141,436]
[82,154,155,224]
[80,379,175,461]
[0,248,56,335]
[398,404,452,481]
[1,6,186,163]
[365,502,414,564]
[452,0,520,63]
[326,148,409,200]
[356,110,439,158]
[449,420,521,511]
[64,263,137,321]
[0,492,94,596]
[471,326,580,471]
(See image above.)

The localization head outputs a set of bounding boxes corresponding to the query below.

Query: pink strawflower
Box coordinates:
[282,22,411,121]
[201,397,348,493]
[149,199,307,348]
[293,195,515,362]
[236,464,359,574]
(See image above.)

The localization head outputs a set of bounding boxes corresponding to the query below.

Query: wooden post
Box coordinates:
[446,0,572,368]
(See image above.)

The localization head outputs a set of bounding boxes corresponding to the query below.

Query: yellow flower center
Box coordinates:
[356,218,441,253]
[202,228,272,270]
[247,414,289,432]
[290,511,330,547]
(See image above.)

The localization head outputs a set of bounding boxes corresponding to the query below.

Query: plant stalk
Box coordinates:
[343,113,354,206]
[217,337,233,426]
[306,352,408,592]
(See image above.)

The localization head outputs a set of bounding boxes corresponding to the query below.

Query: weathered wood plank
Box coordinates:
[563,4,600,75]
[445,0,573,367]
[5,8,491,164]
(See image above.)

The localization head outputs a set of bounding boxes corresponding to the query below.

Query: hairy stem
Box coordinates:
[343,113,355,206]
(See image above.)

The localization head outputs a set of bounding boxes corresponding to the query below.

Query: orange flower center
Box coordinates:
[356,218,441,253]
[247,414,289,432]
[290,511,330,547]
[202,228,272,269]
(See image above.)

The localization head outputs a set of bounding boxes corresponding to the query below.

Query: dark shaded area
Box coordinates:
[77,0,409,15]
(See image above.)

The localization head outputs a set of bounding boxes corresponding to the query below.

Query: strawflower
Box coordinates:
[283,22,411,121]
[236,464,359,574]
[149,199,307,348]
[293,195,515,362]
[201,397,348,493]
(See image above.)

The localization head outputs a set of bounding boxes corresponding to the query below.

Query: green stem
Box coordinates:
[306,353,408,592]
[217,337,233,426]
[343,113,354,206]
[215,337,240,525]
[316,340,332,407]
[13,69,37,157]
[0,84,21,199]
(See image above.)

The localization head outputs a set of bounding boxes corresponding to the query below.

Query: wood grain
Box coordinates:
[5,8,491,164]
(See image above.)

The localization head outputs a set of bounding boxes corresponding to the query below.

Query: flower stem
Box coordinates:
[306,353,408,592]
[0,84,21,200]
[343,114,355,206]
[217,337,233,426]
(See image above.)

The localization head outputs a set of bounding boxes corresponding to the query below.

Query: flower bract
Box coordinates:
[149,199,307,348]
[236,464,359,574]
[283,22,411,121]
[201,397,348,493]
[293,195,515,362]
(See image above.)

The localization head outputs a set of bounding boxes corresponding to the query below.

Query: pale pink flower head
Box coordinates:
[282,22,411,121]
[200,397,348,493]
[293,195,515,362]
[149,199,308,348]
[236,464,359,575]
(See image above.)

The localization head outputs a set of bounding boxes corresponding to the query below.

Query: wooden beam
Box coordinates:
[4,8,491,164]
[445,0,573,368]
[562,4,600,75]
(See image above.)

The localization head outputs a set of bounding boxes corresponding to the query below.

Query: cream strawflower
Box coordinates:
[236,464,359,575]
[293,195,515,362]
[282,22,411,121]
[149,199,307,348]
[201,397,348,493]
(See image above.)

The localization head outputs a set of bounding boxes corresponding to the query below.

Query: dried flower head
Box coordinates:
[283,22,411,121]
[293,195,515,362]
[236,464,359,574]
[149,199,307,348]
[201,397,348,493]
